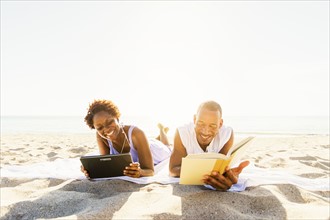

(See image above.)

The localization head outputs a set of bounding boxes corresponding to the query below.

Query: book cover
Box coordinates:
[179,136,254,185]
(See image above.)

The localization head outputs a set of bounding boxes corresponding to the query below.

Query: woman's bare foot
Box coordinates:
[157,123,169,133]
[156,123,170,146]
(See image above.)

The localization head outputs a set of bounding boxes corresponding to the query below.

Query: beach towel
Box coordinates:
[1,158,329,192]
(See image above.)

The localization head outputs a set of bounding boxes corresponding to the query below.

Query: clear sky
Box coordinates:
[1,1,329,122]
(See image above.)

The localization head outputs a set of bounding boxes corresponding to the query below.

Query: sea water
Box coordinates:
[1,115,329,136]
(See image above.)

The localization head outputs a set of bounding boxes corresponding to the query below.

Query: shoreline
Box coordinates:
[2,115,329,136]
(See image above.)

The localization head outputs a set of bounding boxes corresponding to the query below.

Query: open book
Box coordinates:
[179,136,254,185]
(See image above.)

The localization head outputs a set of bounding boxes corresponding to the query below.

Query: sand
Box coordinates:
[1,133,329,219]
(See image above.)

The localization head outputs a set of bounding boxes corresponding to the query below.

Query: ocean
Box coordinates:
[1,115,329,136]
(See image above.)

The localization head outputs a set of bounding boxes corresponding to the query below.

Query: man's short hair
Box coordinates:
[197,100,222,116]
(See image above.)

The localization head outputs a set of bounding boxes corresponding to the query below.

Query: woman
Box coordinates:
[81,99,171,178]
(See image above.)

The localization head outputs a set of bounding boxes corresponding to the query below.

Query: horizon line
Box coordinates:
[1,114,329,118]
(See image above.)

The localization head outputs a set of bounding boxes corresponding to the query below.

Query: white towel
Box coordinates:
[1,159,329,192]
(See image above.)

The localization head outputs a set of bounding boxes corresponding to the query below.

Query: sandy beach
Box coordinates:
[0,133,329,219]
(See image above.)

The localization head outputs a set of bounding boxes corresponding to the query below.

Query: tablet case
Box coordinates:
[80,153,133,179]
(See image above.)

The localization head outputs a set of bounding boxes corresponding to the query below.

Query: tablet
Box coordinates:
[80,153,133,179]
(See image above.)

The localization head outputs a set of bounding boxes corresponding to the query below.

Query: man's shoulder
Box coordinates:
[220,125,233,133]
[178,122,194,133]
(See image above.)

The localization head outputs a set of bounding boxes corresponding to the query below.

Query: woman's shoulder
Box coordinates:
[127,125,146,137]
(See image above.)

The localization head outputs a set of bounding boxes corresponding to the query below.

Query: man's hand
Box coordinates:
[202,160,250,191]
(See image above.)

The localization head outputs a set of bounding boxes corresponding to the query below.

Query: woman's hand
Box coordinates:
[124,162,141,178]
[80,165,90,179]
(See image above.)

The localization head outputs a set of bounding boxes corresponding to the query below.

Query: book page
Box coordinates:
[226,136,255,156]
[179,158,217,185]
[228,137,254,167]
[213,159,230,174]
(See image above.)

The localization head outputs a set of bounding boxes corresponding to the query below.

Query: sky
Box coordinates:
[1,1,329,123]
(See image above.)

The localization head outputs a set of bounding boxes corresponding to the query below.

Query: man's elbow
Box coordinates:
[169,166,180,177]
[169,171,179,177]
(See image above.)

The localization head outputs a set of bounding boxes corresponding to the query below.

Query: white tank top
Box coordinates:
[178,122,232,154]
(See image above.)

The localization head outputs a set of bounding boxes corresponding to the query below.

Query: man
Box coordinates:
[169,100,249,191]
